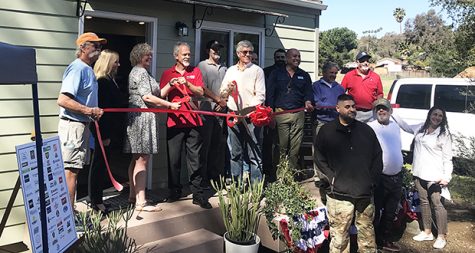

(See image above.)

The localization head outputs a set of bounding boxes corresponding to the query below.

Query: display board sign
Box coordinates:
[16,136,77,253]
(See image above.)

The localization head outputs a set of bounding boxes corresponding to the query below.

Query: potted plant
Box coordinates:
[211,175,265,253]
[263,156,328,253]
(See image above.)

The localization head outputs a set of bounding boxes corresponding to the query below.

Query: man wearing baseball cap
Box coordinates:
[197,40,228,189]
[57,32,106,211]
[368,98,404,252]
[341,51,383,122]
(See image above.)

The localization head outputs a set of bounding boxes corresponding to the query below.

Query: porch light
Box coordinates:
[175,22,189,37]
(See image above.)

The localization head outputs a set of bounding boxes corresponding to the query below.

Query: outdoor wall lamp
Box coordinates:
[175,22,189,37]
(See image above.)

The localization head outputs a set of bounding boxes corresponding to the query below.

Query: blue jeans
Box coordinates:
[228,121,262,182]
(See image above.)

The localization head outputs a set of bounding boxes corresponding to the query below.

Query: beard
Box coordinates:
[376,113,390,124]
[340,112,356,123]
[88,50,100,59]
[182,60,190,67]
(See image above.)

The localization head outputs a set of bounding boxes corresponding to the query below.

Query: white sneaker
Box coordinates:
[433,238,447,249]
[413,232,434,241]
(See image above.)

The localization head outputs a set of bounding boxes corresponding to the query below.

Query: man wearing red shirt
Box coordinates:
[341,51,383,123]
[159,41,211,209]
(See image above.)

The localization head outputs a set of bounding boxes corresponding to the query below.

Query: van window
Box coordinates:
[466,86,475,113]
[396,84,431,109]
[434,85,468,112]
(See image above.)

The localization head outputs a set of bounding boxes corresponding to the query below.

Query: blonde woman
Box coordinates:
[89,49,125,214]
[124,43,181,212]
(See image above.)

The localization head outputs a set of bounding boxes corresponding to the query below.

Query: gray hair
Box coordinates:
[173,41,190,56]
[322,62,339,73]
[130,43,152,66]
[75,42,88,58]
[236,40,254,53]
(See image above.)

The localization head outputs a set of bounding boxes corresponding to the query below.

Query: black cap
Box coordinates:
[206,40,224,51]
[356,51,371,61]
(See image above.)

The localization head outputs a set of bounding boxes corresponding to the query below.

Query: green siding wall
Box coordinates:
[0,0,77,246]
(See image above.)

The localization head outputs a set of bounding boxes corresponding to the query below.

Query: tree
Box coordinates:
[319,27,358,73]
[403,9,455,73]
[393,7,406,34]
[430,0,475,70]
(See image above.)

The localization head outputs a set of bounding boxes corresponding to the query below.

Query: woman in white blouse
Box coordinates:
[393,106,453,249]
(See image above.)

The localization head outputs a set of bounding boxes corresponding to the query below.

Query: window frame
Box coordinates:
[194,21,265,67]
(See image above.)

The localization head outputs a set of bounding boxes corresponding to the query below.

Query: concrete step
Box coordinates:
[126,196,225,245]
[138,228,223,253]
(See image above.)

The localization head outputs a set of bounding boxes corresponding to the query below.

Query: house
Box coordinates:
[376,57,402,73]
[0,0,327,246]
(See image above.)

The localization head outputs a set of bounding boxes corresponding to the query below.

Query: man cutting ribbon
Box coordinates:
[159,41,211,209]
[220,40,266,183]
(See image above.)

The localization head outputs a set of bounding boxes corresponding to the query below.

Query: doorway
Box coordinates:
[76,11,158,199]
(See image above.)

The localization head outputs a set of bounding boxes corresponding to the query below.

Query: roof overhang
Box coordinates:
[264,0,327,11]
[167,0,288,18]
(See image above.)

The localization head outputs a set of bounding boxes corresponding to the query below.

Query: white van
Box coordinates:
[387,78,475,155]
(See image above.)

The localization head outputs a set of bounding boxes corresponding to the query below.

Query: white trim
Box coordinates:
[81,10,159,78]
[264,0,327,10]
[194,21,265,67]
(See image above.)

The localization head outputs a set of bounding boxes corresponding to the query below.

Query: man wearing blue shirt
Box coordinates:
[57,32,106,208]
[267,48,314,173]
[312,62,344,203]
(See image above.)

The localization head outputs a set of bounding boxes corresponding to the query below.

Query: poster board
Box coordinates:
[16,136,77,253]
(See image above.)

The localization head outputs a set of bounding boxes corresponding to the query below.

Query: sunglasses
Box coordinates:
[240,50,253,55]
[86,42,102,49]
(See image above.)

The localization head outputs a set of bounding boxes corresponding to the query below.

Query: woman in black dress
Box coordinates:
[89,49,125,213]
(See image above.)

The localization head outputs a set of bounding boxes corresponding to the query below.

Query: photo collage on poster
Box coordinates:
[16,136,77,253]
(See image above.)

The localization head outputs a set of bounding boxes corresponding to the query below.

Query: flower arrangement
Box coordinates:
[263,156,328,253]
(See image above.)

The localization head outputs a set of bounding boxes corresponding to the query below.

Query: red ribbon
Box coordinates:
[93,121,124,191]
[95,102,334,191]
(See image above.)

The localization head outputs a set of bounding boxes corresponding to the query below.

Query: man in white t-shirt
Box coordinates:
[367,98,403,252]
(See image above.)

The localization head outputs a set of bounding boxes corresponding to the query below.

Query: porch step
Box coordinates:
[126,196,225,245]
[138,228,223,253]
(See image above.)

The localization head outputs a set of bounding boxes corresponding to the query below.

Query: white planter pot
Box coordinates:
[224,232,260,253]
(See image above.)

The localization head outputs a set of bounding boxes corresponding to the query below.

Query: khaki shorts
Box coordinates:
[58,119,91,169]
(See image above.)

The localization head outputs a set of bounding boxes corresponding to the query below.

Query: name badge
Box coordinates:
[297,76,304,80]
[187,75,195,79]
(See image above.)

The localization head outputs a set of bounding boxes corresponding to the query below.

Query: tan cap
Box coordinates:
[76,32,107,46]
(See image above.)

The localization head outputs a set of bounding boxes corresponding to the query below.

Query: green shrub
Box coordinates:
[76,208,139,253]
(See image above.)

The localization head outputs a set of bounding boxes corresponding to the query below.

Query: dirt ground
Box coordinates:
[395,201,475,253]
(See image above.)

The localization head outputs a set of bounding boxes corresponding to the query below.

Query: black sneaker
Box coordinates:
[382,241,400,252]
[192,197,212,209]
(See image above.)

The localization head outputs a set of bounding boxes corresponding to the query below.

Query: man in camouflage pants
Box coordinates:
[314,94,383,252]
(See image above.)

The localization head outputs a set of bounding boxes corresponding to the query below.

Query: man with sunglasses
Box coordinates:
[341,51,383,123]
[57,32,106,210]
[220,40,266,182]
[367,98,404,252]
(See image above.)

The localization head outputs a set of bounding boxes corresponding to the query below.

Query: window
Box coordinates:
[396,84,431,109]
[467,86,475,113]
[195,21,264,67]
[434,85,468,113]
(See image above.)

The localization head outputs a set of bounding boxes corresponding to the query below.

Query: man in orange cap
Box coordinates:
[57,32,106,210]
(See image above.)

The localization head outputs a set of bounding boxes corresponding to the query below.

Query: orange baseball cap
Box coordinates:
[76,32,107,46]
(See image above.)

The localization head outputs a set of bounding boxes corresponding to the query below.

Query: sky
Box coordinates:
[319,0,448,38]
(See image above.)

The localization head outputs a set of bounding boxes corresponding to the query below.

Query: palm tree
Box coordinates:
[393,7,406,34]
